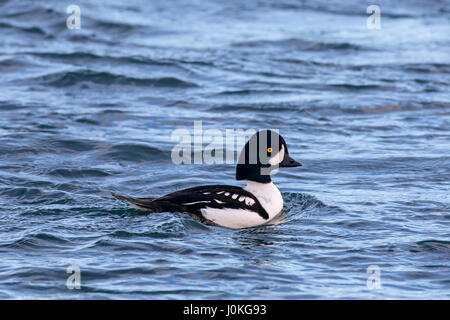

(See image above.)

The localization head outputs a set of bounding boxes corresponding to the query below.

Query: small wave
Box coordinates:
[361,103,450,115]
[271,2,435,19]
[2,233,72,249]
[0,101,31,111]
[275,58,334,67]
[216,89,292,96]
[30,52,177,68]
[0,58,32,72]
[2,3,60,21]
[47,168,112,178]
[31,70,198,88]
[0,187,43,200]
[284,192,326,210]
[0,21,46,36]
[347,63,450,75]
[403,63,450,74]
[89,19,137,35]
[0,186,73,205]
[85,237,194,254]
[101,143,169,162]
[0,138,100,158]
[282,192,333,222]
[207,103,295,113]
[75,118,101,125]
[50,138,100,153]
[109,227,188,240]
[411,240,450,256]
[295,102,450,116]
[20,207,69,216]
[328,84,382,92]
[232,38,361,51]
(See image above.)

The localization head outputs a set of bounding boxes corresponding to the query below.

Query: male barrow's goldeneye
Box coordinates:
[112,130,301,229]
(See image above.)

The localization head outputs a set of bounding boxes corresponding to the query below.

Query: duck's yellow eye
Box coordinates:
[267,147,272,153]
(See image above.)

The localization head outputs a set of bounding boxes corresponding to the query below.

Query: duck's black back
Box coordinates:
[112,185,269,223]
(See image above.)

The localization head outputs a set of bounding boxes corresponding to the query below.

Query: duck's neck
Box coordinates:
[244,180,283,219]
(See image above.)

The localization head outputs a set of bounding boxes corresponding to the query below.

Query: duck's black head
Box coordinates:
[236,130,301,183]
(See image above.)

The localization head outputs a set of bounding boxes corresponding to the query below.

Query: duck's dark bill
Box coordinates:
[279,155,302,167]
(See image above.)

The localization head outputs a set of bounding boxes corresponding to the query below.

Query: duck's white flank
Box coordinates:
[201,208,267,229]
[200,180,283,229]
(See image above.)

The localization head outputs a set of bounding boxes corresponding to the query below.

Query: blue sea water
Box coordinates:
[0,0,449,299]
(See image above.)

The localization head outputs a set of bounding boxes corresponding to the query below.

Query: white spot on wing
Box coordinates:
[231,194,238,199]
[245,197,255,206]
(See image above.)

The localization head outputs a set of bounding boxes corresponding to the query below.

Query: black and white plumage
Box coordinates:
[113,130,302,229]
[113,185,268,228]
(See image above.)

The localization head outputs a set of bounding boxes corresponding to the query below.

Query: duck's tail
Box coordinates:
[112,192,158,211]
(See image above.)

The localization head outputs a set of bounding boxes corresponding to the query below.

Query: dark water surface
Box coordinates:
[0,0,449,299]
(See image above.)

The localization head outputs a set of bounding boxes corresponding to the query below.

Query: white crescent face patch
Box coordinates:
[268,145,285,165]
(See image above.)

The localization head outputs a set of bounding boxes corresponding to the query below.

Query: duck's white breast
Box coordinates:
[244,181,283,219]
